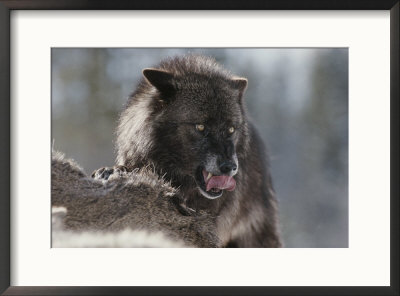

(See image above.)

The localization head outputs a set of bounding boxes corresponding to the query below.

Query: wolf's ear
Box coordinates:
[231,77,248,96]
[143,68,175,95]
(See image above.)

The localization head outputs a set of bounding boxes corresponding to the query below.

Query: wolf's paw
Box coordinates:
[91,165,129,181]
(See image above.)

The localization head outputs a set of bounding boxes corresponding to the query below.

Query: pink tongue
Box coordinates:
[203,171,236,192]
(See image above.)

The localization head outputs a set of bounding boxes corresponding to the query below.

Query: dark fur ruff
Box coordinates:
[51,151,220,247]
[115,55,282,247]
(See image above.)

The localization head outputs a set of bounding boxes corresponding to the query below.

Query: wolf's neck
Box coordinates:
[115,94,156,167]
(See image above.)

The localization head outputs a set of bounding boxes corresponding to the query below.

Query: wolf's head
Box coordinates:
[116,55,249,200]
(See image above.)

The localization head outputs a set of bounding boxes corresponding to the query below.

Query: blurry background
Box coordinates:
[52,48,348,247]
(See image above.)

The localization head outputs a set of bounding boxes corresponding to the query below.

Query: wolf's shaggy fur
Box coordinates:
[51,151,220,247]
[108,55,282,247]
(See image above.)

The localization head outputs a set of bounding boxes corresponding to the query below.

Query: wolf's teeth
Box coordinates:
[207,172,212,181]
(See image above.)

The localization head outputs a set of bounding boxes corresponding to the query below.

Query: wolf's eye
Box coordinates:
[196,124,205,132]
[228,127,235,134]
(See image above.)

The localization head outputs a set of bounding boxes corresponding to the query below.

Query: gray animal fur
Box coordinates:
[52,207,188,248]
[51,151,220,247]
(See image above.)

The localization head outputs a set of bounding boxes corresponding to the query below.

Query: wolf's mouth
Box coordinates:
[195,167,236,199]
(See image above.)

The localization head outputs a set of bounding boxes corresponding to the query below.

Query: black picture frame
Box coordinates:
[0,1,398,295]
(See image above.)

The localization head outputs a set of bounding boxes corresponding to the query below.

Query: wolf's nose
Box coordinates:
[219,162,237,174]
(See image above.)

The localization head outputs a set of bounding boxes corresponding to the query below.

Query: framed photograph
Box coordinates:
[1,1,398,295]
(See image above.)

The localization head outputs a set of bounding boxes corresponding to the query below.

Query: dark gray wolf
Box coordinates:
[97,55,282,247]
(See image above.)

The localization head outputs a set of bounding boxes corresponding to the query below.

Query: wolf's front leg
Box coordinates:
[91,165,129,181]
